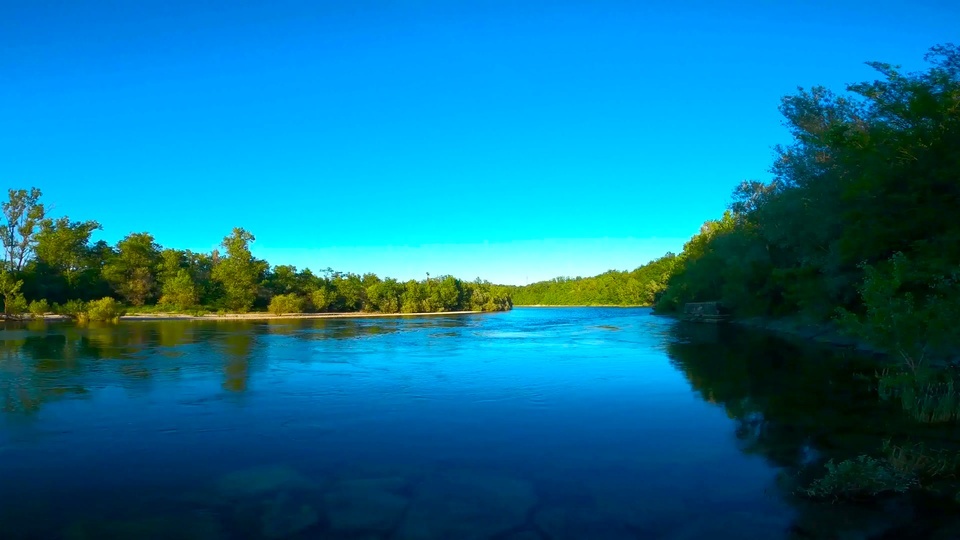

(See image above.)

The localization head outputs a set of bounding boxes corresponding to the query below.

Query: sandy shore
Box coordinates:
[120,310,486,321]
[514,304,650,308]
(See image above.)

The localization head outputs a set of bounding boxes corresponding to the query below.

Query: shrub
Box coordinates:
[269,294,305,316]
[28,299,50,318]
[56,299,87,319]
[3,293,28,317]
[85,297,126,322]
[801,455,917,501]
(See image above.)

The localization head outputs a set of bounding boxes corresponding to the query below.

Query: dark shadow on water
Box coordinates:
[665,321,960,538]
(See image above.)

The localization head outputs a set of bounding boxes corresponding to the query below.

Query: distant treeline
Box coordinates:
[0,194,511,317]
[506,253,678,306]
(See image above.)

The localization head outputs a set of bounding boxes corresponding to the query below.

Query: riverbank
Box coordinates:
[729,316,889,357]
[515,304,649,308]
[652,310,890,357]
[126,310,486,321]
[9,310,489,323]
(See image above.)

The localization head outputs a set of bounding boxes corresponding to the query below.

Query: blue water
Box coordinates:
[0,307,933,539]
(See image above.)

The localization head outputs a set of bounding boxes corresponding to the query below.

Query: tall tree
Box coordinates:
[0,188,45,271]
[33,218,102,278]
[102,233,162,306]
[212,228,265,312]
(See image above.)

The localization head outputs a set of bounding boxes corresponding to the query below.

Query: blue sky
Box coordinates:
[2,1,956,284]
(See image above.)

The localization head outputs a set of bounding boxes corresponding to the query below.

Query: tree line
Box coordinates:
[0,192,512,318]
[506,253,679,306]
[654,43,960,505]
[653,44,959,363]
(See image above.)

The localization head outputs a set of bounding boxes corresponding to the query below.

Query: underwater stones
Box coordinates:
[259,492,320,539]
[331,475,410,494]
[62,513,224,540]
[663,511,791,540]
[215,464,318,499]
[323,477,410,534]
[533,506,635,540]
[583,478,689,531]
[501,531,543,540]
[211,464,322,539]
[395,470,538,540]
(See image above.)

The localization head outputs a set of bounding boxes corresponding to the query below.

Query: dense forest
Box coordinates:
[0,192,512,319]
[654,44,959,362]
[512,44,959,366]
[506,253,678,306]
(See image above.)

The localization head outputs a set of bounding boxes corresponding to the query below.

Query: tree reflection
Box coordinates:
[664,321,960,537]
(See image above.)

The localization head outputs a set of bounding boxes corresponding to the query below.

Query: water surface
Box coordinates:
[0,308,951,539]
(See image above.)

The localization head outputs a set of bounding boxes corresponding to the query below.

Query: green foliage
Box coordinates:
[85,297,126,323]
[268,293,306,316]
[102,233,162,306]
[366,278,404,313]
[838,252,960,369]
[0,191,512,316]
[511,253,679,306]
[56,299,87,318]
[0,269,27,317]
[801,455,917,501]
[883,440,960,480]
[28,299,50,318]
[211,228,265,312]
[0,187,45,271]
[876,369,960,424]
[159,269,199,310]
[653,44,960,355]
[28,219,110,306]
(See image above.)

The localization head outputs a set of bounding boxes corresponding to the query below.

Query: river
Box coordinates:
[0,307,955,539]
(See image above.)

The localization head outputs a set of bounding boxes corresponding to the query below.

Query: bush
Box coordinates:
[85,297,126,322]
[801,455,917,501]
[56,299,87,318]
[269,294,305,316]
[3,293,28,317]
[28,299,50,318]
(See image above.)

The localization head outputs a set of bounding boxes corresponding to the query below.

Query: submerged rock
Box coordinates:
[534,506,634,540]
[583,478,690,531]
[395,470,538,540]
[259,492,320,539]
[62,512,224,540]
[215,464,318,499]
[323,477,410,534]
[501,531,543,540]
[663,511,791,540]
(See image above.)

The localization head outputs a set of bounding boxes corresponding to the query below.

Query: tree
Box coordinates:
[0,187,45,271]
[211,228,266,312]
[654,43,960,332]
[367,278,403,313]
[102,233,162,306]
[0,269,27,317]
[268,293,306,315]
[24,217,105,303]
[159,269,199,310]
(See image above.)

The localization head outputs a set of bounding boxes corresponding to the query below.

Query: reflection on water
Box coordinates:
[0,309,958,539]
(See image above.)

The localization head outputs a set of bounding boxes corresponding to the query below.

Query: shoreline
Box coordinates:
[651,311,960,366]
[514,304,651,308]
[728,316,890,357]
[650,310,888,355]
[13,310,490,323]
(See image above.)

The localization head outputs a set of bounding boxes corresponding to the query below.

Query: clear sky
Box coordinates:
[1,1,956,285]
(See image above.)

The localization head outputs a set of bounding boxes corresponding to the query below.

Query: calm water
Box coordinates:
[0,307,956,539]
